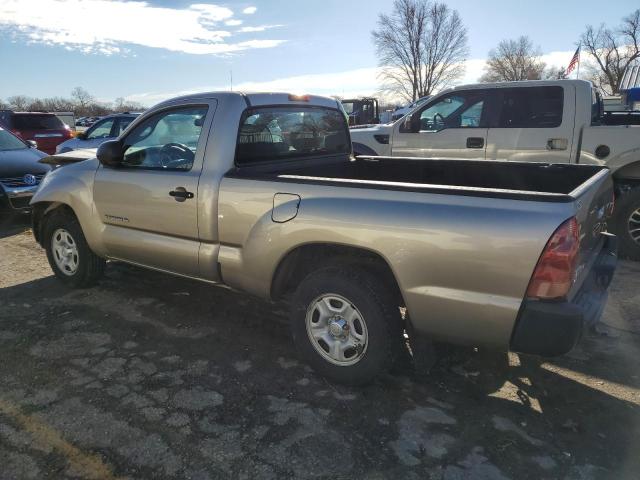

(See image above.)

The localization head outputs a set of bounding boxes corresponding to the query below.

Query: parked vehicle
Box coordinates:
[53,112,76,132]
[0,110,73,155]
[31,91,617,385]
[350,80,640,260]
[391,95,431,121]
[55,113,140,154]
[341,98,380,126]
[0,126,49,214]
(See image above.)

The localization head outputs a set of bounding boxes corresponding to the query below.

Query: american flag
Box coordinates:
[565,45,581,76]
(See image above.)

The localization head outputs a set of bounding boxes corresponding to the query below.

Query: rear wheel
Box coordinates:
[44,210,105,287]
[613,188,640,261]
[290,266,402,385]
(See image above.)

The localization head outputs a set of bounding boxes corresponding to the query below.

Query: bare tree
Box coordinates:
[479,36,546,82]
[6,95,33,111]
[71,87,95,115]
[113,97,144,113]
[544,66,567,80]
[581,9,640,94]
[372,0,468,102]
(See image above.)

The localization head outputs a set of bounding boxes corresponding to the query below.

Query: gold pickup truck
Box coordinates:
[31,92,617,384]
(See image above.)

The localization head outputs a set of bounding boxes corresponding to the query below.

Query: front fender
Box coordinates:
[31,159,105,255]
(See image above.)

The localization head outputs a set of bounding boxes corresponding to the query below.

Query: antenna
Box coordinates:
[230,70,233,91]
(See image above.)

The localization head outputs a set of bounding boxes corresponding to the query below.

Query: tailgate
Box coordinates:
[570,167,615,296]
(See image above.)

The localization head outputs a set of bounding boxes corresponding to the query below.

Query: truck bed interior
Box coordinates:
[228,156,606,198]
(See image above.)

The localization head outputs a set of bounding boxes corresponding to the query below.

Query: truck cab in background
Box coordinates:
[350,79,640,259]
[341,97,380,126]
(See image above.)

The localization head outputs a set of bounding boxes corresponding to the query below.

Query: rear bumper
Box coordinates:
[510,233,618,356]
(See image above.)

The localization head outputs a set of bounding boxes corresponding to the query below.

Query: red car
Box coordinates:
[0,110,73,155]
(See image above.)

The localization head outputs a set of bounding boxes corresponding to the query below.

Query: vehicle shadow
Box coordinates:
[0,214,31,239]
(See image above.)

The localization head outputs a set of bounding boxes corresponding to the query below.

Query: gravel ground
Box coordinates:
[0,216,639,479]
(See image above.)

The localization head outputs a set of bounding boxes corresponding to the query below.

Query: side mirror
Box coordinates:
[76,131,87,140]
[401,114,420,133]
[97,140,124,167]
[26,140,37,148]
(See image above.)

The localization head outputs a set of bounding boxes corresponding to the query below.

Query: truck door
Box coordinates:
[93,102,214,276]
[485,85,575,162]
[391,90,488,159]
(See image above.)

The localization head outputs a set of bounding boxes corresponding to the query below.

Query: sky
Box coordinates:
[0,0,638,106]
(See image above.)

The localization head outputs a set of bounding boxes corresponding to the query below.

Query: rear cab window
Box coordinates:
[12,114,65,131]
[235,106,350,165]
[496,86,564,128]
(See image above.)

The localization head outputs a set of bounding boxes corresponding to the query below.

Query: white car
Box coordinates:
[56,113,139,153]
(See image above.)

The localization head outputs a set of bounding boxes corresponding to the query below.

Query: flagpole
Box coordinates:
[576,44,581,79]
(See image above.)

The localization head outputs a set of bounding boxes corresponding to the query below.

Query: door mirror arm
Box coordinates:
[97,139,124,167]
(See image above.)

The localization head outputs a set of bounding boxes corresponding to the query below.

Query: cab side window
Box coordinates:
[418,93,485,131]
[497,87,564,128]
[121,106,208,171]
[86,119,115,140]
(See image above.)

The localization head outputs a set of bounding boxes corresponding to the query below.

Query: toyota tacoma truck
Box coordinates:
[350,79,640,260]
[30,91,617,385]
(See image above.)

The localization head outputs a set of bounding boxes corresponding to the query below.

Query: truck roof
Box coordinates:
[153,91,341,110]
[452,79,593,91]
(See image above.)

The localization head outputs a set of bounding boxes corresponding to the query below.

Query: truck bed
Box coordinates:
[229,156,608,201]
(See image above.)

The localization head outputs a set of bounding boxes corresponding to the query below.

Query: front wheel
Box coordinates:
[44,210,106,287]
[613,187,640,261]
[290,266,402,385]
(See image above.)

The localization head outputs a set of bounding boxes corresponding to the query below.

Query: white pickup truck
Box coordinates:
[351,80,640,259]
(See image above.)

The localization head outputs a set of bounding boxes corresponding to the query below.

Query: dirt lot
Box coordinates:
[1,216,639,480]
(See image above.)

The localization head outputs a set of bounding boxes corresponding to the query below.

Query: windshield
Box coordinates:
[236,106,350,165]
[0,127,27,151]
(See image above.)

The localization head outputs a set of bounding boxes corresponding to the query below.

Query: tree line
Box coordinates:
[0,87,144,117]
[374,0,640,101]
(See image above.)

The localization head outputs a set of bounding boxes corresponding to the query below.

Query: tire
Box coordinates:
[43,210,105,287]
[613,188,640,261]
[290,266,402,385]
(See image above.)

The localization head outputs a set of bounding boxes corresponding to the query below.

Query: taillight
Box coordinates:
[11,129,22,138]
[526,217,580,300]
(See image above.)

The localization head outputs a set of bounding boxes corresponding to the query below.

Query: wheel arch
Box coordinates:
[270,242,404,306]
[31,201,77,246]
[613,160,640,184]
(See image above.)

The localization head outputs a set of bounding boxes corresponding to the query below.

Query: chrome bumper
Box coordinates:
[0,184,40,210]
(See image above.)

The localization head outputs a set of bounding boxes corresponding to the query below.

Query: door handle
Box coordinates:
[546,138,568,151]
[466,137,484,149]
[169,187,194,202]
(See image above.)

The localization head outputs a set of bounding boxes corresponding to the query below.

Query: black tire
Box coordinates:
[43,210,105,287]
[613,188,640,261]
[290,266,402,385]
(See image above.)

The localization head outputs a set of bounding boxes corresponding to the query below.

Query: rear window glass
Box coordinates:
[13,114,65,130]
[497,86,564,128]
[235,106,350,165]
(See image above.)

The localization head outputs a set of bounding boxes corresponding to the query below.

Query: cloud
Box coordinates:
[225,19,243,26]
[125,49,584,106]
[238,24,283,33]
[0,0,284,55]
[243,6,257,14]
